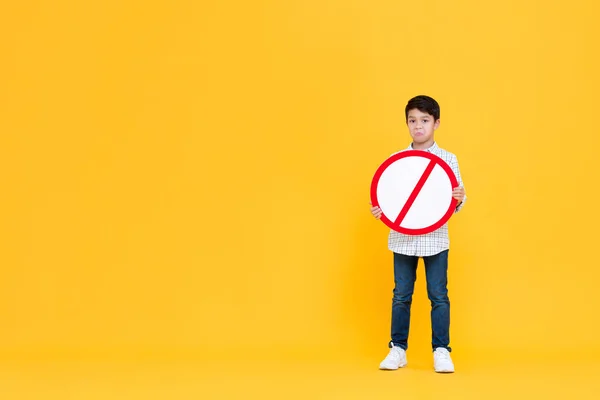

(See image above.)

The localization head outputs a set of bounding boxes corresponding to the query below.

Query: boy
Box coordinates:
[370,95,466,373]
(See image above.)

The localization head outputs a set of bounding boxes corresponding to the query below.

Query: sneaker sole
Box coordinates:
[379,363,407,370]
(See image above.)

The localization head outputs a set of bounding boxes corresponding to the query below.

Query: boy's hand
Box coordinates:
[452,187,465,203]
[369,202,383,220]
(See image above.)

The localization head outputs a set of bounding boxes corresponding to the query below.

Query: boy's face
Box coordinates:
[406,108,439,146]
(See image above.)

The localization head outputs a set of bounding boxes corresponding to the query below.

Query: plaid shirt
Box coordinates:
[388,142,466,257]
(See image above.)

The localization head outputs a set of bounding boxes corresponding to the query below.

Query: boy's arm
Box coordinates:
[451,156,466,213]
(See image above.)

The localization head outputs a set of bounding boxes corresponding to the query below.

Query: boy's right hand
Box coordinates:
[369,202,383,220]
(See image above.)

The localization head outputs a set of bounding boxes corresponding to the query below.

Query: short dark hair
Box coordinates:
[405,95,440,121]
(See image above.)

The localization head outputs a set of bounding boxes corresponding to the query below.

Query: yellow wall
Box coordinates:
[0,0,599,360]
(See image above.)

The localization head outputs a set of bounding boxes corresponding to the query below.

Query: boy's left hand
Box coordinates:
[452,187,465,203]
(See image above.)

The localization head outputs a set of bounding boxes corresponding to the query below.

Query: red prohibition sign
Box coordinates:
[370,150,459,235]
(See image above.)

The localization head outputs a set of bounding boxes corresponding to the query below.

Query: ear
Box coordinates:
[434,119,441,130]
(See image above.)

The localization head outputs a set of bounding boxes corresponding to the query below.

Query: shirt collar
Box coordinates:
[407,141,439,153]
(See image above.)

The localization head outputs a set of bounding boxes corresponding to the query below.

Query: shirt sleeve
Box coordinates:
[451,155,466,213]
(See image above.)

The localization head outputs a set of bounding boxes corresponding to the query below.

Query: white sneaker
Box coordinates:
[433,347,455,373]
[379,344,407,370]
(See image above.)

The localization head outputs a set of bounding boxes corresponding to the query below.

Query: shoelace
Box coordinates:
[389,347,403,360]
[435,349,450,360]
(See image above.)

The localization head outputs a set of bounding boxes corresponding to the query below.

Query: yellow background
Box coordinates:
[1,0,599,398]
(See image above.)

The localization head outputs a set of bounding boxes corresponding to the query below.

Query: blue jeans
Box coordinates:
[389,250,451,352]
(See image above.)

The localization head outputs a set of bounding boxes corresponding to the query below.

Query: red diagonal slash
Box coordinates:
[393,159,437,229]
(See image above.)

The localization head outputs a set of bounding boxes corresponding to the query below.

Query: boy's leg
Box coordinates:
[423,249,451,352]
[390,252,418,350]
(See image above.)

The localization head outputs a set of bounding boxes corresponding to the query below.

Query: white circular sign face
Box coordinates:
[370,150,458,235]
